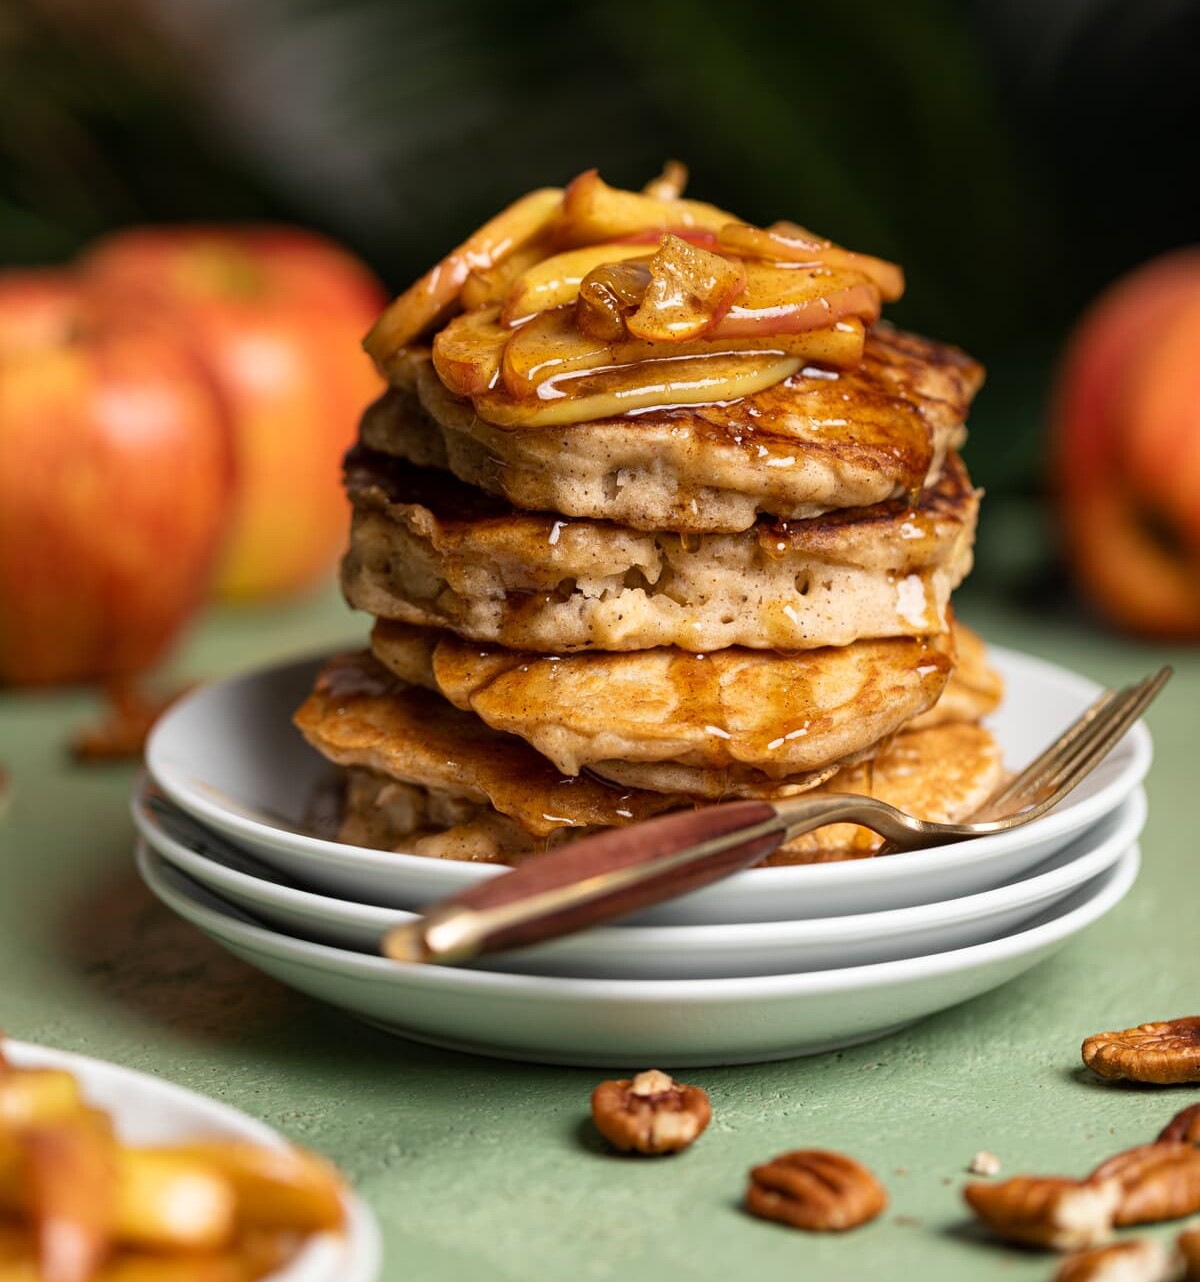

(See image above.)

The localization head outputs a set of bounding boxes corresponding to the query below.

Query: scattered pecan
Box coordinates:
[963,1175,1121,1251]
[590,1070,711,1155]
[1158,1103,1200,1146]
[969,1150,1002,1176]
[1088,1142,1200,1226]
[1054,1239,1179,1282]
[1179,1226,1200,1280]
[745,1149,887,1231]
[1083,1018,1200,1084]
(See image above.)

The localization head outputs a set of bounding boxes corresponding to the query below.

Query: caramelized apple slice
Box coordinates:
[500,242,653,326]
[500,307,864,399]
[641,160,689,201]
[478,351,804,427]
[625,234,746,341]
[559,170,738,246]
[719,222,904,302]
[461,241,549,310]
[431,307,509,397]
[706,261,881,338]
[364,187,562,375]
[576,260,653,340]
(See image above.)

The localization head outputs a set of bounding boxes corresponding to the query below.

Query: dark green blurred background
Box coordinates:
[4,0,1198,521]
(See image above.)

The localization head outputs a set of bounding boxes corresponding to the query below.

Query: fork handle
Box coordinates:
[384,794,867,964]
[385,800,783,963]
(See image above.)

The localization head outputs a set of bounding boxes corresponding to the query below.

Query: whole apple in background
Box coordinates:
[82,227,387,601]
[0,272,233,685]
[1051,249,1200,638]
[0,270,79,354]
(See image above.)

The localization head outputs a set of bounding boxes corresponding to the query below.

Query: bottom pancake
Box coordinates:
[763,721,1004,863]
[331,721,1003,866]
[333,728,1000,866]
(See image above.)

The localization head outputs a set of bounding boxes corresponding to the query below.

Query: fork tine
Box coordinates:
[968,667,1168,826]
[992,680,1147,812]
[981,687,1118,815]
[878,665,1170,855]
[1026,666,1171,809]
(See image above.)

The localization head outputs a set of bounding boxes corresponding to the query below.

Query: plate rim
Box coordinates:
[136,838,1141,1002]
[144,645,1153,893]
[134,776,1146,952]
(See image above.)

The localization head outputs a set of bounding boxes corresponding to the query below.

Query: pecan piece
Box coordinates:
[1089,1142,1200,1226]
[1180,1226,1200,1281]
[963,1175,1121,1250]
[590,1070,710,1155]
[745,1149,887,1231]
[969,1150,1002,1176]
[1083,1018,1200,1084]
[1158,1103,1200,1146]
[1055,1239,1179,1282]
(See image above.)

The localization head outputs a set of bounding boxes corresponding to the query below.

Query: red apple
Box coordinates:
[0,269,79,353]
[0,273,233,685]
[1051,248,1200,636]
[82,226,387,601]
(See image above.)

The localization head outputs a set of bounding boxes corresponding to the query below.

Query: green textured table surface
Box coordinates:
[1,568,1197,1282]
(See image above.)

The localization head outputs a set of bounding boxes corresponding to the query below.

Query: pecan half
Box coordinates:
[1180,1226,1200,1281]
[1158,1103,1200,1146]
[1089,1142,1200,1226]
[963,1176,1121,1251]
[1055,1239,1179,1282]
[1083,1018,1200,1084]
[590,1070,711,1155]
[745,1149,887,1231]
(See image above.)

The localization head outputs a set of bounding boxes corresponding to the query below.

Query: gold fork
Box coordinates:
[383,666,1170,967]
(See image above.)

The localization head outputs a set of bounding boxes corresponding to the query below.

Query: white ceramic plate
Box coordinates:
[137,839,1140,1067]
[134,776,1146,980]
[2,1041,381,1282]
[144,648,1152,923]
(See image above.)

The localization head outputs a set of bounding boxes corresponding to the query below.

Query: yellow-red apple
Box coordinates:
[82,226,386,601]
[0,273,233,685]
[1051,248,1200,636]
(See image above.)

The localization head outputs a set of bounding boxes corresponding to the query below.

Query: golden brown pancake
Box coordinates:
[369,621,953,778]
[293,652,685,839]
[341,448,980,653]
[332,721,1003,866]
[360,322,983,533]
[767,723,1005,863]
[908,620,1003,731]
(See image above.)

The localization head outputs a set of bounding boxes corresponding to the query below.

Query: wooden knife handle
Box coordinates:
[405,800,783,962]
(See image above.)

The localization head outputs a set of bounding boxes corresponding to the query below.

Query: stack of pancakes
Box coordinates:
[295,179,1005,865]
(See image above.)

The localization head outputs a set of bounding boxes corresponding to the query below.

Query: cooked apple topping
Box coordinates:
[369,165,904,426]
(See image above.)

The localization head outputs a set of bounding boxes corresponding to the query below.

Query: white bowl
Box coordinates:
[134,776,1146,980]
[137,839,1140,1067]
[3,1040,380,1282]
[144,648,1152,923]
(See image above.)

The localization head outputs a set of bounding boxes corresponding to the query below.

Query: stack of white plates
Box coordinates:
[136,646,1150,1067]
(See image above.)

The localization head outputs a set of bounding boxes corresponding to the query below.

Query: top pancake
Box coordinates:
[360,321,983,533]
